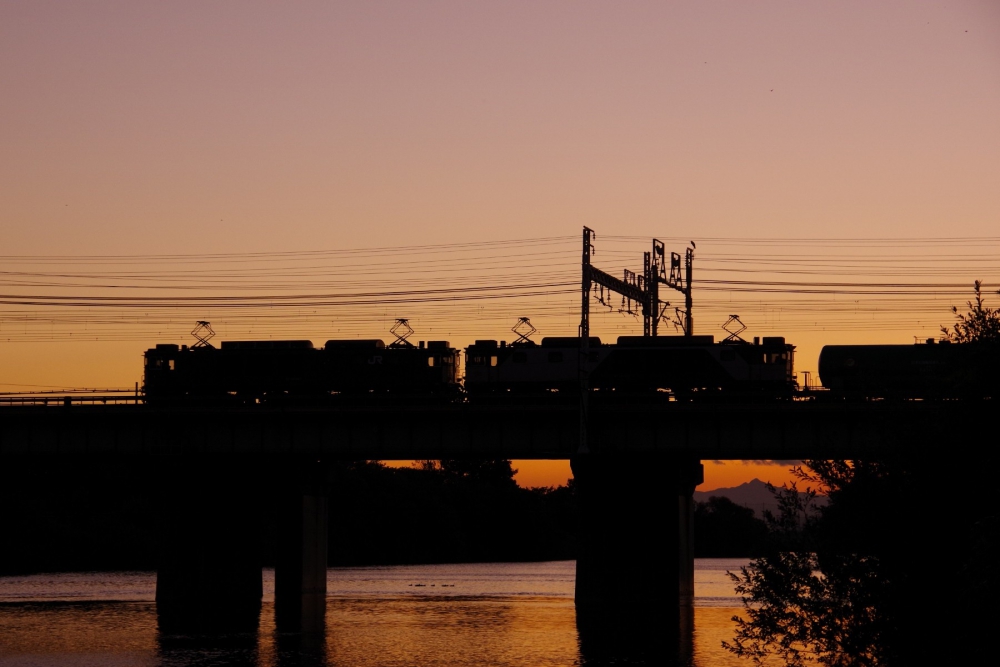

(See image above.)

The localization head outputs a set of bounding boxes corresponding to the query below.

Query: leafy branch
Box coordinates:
[940,280,1000,343]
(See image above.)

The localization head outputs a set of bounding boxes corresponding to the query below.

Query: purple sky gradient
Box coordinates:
[3,1,998,254]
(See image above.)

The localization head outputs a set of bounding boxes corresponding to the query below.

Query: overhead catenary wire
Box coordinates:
[1,234,997,345]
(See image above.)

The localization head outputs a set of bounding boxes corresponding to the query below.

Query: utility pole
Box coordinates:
[664,244,695,336]
[685,246,694,336]
[580,228,694,337]
[576,228,695,445]
[580,227,593,340]
[650,240,666,337]
[579,227,594,454]
[642,251,652,337]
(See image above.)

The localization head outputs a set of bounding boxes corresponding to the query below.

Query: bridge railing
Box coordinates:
[0,395,145,407]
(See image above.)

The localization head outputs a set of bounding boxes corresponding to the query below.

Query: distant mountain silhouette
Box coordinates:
[694,478,826,518]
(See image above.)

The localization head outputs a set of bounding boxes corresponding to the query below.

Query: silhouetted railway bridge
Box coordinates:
[0,398,976,458]
[0,397,989,641]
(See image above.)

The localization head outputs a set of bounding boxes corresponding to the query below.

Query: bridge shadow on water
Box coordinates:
[576,605,695,667]
[156,629,264,667]
[156,607,330,667]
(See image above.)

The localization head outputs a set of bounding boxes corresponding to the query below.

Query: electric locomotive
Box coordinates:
[464,337,606,395]
[143,337,459,403]
[464,334,796,397]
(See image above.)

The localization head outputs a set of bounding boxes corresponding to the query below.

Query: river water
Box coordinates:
[0,560,748,666]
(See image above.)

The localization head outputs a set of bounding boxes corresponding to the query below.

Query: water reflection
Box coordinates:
[272,628,328,667]
[157,629,263,667]
[575,608,697,666]
[156,600,262,635]
[0,601,157,658]
[321,597,579,667]
[0,561,750,667]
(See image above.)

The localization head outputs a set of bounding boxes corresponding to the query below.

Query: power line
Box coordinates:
[1,234,996,345]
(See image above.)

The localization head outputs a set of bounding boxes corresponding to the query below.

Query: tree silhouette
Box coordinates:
[725,287,999,665]
[723,462,908,666]
[439,459,519,489]
[938,281,1000,396]
[694,496,768,558]
[940,280,1000,343]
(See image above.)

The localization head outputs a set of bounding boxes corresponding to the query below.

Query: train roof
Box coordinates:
[617,335,715,346]
[220,340,314,350]
[324,339,385,349]
[540,337,603,347]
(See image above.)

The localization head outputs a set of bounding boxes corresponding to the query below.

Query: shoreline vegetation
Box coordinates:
[720,284,1000,665]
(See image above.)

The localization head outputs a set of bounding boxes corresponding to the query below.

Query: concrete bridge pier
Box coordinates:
[571,454,703,655]
[155,461,263,632]
[274,460,328,633]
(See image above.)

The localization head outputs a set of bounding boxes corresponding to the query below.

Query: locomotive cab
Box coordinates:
[750,337,795,388]
[142,343,184,397]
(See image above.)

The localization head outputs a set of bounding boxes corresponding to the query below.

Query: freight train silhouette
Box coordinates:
[143,321,995,403]
[142,324,794,403]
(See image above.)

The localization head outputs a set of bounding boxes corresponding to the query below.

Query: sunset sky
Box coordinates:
[3,1,999,489]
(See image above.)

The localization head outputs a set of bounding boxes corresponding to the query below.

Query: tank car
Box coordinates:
[464,335,796,398]
[818,339,998,398]
[143,338,459,403]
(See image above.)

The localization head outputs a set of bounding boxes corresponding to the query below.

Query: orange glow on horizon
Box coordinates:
[512,459,802,491]
[385,459,800,492]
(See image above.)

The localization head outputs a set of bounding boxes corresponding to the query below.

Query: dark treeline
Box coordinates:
[296,459,579,566]
[1,458,161,573]
[1,457,768,575]
[0,458,578,574]
[693,496,768,558]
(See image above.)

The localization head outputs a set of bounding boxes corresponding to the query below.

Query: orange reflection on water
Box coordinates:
[0,563,753,666]
[0,601,159,658]
[323,597,578,667]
